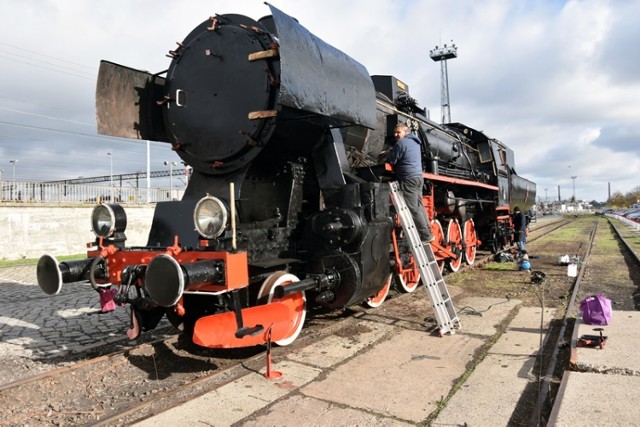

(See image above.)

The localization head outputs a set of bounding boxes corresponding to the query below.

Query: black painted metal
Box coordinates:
[146,199,201,248]
[268,4,376,129]
[164,14,278,175]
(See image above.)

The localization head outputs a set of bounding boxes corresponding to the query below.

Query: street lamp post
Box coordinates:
[9,159,18,182]
[165,161,177,200]
[107,152,113,203]
[430,42,458,124]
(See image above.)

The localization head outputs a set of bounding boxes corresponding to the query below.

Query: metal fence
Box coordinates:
[609,213,640,231]
[0,180,184,204]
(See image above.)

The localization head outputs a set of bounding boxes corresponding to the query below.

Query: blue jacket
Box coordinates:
[386,133,423,180]
[513,211,527,233]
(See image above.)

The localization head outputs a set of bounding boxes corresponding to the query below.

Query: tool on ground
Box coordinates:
[577,327,607,350]
[389,181,461,336]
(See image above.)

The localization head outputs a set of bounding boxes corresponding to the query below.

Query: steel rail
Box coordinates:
[533,220,598,426]
[546,216,640,425]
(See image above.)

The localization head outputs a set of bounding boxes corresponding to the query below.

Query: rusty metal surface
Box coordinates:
[96,61,168,141]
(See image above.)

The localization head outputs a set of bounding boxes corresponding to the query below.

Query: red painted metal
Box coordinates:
[422,171,500,191]
[192,295,305,348]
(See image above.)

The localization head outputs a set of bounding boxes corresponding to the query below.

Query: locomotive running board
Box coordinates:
[389,181,461,336]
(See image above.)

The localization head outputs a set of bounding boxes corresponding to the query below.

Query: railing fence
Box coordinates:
[0,180,184,204]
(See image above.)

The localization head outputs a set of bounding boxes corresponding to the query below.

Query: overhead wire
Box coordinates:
[0,41,95,71]
[0,41,178,182]
[0,107,95,128]
[0,41,95,80]
[0,53,94,81]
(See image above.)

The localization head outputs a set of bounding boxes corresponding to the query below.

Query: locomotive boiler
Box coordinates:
[36,5,535,349]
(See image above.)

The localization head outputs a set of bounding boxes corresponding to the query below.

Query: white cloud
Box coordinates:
[0,0,638,202]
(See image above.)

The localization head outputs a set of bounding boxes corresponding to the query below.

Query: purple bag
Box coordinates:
[579,294,612,325]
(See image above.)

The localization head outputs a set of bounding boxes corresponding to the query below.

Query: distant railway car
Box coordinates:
[37,5,535,349]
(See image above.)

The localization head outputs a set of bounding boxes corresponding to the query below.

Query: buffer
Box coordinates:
[389,181,461,336]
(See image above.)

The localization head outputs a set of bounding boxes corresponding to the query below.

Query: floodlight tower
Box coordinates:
[430,42,458,124]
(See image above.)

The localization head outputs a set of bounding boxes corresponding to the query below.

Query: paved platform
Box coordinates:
[0,265,163,360]
[134,297,546,426]
[550,311,640,425]
[0,264,172,390]
[135,305,640,426]
[3,264,640,426]
[434,306,555,426]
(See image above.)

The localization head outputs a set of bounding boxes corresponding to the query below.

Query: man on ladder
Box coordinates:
[385,122,434,245]
[385,121,460,336]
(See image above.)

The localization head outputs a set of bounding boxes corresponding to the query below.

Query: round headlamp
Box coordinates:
[194,196,228,239]
[91,203,127,238]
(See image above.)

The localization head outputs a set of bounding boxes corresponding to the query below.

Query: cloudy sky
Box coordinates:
[1,0,638,203]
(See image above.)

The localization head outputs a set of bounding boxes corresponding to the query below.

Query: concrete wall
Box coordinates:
[0,205,156,261]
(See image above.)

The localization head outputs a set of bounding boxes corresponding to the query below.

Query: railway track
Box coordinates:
[541,215,640,423]
[527,215,640,425]
[2,215,638,426]
[0,217,574,426]
[0,292,385,426]
[439,214,640,425]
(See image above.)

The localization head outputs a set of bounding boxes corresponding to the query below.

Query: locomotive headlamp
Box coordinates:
[194,196,228,239]
[91,203,127,238]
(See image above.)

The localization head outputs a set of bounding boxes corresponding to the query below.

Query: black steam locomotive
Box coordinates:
[37,5,535,348]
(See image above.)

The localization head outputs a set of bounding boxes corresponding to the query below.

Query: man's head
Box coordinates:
[514,207,521,213]
[394,123,410,141]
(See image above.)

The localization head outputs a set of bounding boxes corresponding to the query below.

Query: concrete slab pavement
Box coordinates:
[573,311,640,374]
[134,297,522,426]
[135,360,324,426]
[433,306,555,426]
[550,310,640,425]
[242,394,414,427]
[7,259,638,426]
[301,327,484,423]
[550,372,640,426]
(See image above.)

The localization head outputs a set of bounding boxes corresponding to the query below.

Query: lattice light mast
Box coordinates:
[429,42,458,124]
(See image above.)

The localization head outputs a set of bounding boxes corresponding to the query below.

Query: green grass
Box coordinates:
[483,262,518,271]
[0,254,85,268]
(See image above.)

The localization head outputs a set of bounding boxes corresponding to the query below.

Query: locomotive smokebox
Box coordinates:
[96,5,375,176]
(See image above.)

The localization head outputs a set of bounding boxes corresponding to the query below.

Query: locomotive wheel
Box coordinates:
[395,262,420,293]
[364,274,392,308]
[392,227,420,293]
[394,218,445,291]
[446,219,463,272]
[432,219,446,273]
[257,271,306,346]
[463,218,478,265]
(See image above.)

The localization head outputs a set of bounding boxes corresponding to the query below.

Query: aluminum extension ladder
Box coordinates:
[389,181,461,335]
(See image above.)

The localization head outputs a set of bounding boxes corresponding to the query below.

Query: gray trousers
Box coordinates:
[399,177,432,241]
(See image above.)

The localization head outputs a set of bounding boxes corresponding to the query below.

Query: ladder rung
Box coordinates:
[389,181,460,335]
